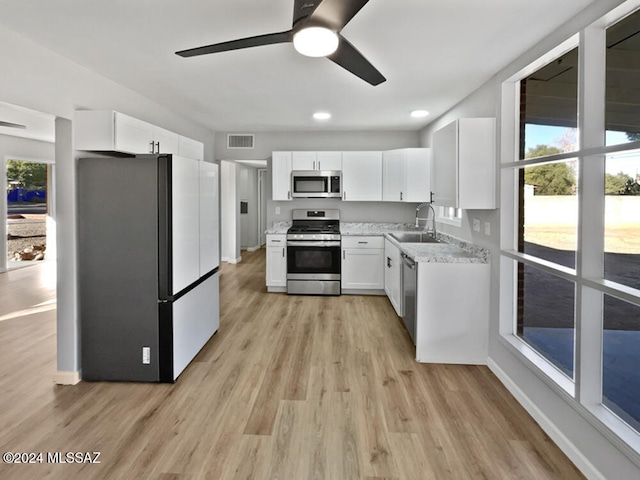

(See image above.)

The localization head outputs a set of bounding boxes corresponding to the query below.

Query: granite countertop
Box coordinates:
[265,221,291,234]
[266,221,489,264]
[341,222,489,264]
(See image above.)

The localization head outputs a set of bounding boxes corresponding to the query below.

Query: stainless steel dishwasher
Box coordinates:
[401,252,417,344]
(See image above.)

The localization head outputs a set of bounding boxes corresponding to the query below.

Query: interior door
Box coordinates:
[171,155,200,294]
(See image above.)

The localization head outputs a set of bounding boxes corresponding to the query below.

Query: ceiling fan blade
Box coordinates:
[176,30,293,57]
[310,0,372,31]
[0,121,26,129]
[327,36,385,86]
[292,0,322,26]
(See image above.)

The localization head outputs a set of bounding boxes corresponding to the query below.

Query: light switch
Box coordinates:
[484,222,491,236]
[275,206,281,215]
[473,218,480,232]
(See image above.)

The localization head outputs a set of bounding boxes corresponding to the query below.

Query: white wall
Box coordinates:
[0,23,215,378]
[417,0,640,478]
[1,134,55,272]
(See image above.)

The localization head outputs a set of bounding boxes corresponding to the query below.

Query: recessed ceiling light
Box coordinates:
[411,110,430,118]
[313,112,331,120]
[293,27,339,57]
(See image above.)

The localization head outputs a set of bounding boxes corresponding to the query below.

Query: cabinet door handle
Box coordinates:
[313,160,316,170]
[288,190,291,200]
[343,250,345,260]
[271,240,281,243]
[318,161,321,170]
[387,256,391,268]
[400,192,403,201]
[282,248,285,258]
[358,241,368,244]
[343,191,346,200]
[156,141,160,153]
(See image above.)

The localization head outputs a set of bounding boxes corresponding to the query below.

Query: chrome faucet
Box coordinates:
[415,202,437,239]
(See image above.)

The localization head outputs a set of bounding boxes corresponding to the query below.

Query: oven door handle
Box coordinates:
[286,241,341,247]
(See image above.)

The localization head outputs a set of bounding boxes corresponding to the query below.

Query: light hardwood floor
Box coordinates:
[0,250,584,479]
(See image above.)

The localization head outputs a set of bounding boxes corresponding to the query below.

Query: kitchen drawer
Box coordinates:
[341,235,384,249]
[266,234,286,246]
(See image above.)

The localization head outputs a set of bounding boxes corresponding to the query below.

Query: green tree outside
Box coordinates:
[524,144,576,195]
[6,160,47,190]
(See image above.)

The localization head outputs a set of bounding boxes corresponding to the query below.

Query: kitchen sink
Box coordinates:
[389,232,441,243]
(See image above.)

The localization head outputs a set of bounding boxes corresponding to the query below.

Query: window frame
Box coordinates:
[499,2,640,458]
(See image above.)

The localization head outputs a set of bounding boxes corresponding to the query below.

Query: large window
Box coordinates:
[501,2,640,454]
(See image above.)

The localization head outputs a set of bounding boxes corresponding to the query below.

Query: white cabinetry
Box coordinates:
[342,151,383,201]
[292,151,342,171]
[415,262,489,364]
[341,235,384,292]
[266,234,287,291]
[75,110,204,159]
[382,148,431,202]
[432,118,496,209]
[179,135,204,161]
[272,152,293,201]
[384,239,403,316]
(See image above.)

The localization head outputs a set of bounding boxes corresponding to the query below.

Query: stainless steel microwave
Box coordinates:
[291,170,342,198]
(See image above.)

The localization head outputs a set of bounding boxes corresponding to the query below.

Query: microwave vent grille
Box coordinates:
[227,134,255,149]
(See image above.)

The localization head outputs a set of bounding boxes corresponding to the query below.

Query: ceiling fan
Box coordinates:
[175,0,385,86]
[0,121,26,129]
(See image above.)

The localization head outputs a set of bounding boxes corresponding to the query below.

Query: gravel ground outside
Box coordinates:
[7,214,47,261]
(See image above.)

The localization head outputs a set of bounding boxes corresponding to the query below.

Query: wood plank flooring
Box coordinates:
[0,250,584,479]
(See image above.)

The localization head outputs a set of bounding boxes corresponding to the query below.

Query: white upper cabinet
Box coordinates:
[382,148,431,202]
[316,151,342,171]
[292,151,342,171]
[292,151,316,170]
[75,110,204,160]
[342,151,383,201]
[75,110,153,154]
[153,125,179,155]
[272,151,292,201]
[432,118,496,209]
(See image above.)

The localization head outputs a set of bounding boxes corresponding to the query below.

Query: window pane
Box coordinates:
[517,263,575,378]
[603,295,640,431]
[604,154,640,289]
[606,9,640,147]
[520,48,578,158]
[519,161,577,268]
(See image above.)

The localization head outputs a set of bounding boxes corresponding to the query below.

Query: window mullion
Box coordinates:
[575,24,606,406]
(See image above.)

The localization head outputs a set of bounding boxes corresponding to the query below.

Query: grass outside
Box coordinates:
[525,225,640,254]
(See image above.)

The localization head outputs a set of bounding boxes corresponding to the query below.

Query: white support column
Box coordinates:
[54,116,80,384]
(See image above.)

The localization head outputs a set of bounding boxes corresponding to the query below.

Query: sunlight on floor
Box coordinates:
[0,299,56,322]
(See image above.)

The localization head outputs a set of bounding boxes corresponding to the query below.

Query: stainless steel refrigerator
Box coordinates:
[78,154,219,382]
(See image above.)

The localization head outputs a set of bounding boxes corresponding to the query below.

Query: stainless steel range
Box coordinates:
[287,209,341,295]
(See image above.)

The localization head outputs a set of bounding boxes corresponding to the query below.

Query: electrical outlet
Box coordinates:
[275,206,281,215]
[142,347,150,365]
[484,222,491,236]
[472,218,480,232]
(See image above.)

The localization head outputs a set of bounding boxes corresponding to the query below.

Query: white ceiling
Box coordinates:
[0,0,597,134]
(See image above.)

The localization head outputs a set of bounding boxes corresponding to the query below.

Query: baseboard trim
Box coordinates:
[53,370,81,385]
[221,256,242,264]
[487,357,605,480]
[246,245,261,252]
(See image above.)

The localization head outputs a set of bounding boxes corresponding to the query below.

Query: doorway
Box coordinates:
[6,158,55,269]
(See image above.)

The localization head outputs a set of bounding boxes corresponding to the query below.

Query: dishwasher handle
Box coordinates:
[401,253,416,269]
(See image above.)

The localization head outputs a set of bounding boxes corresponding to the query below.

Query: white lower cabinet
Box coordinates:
[341,236,384,292]
[266,234,287,291]
[415,262,489,364]
[384,239,403,316]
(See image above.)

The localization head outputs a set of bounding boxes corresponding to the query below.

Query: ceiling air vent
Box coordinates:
[227,134,255,149]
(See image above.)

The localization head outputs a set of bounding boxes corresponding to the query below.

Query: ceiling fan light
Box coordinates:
[293,27,339,57]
